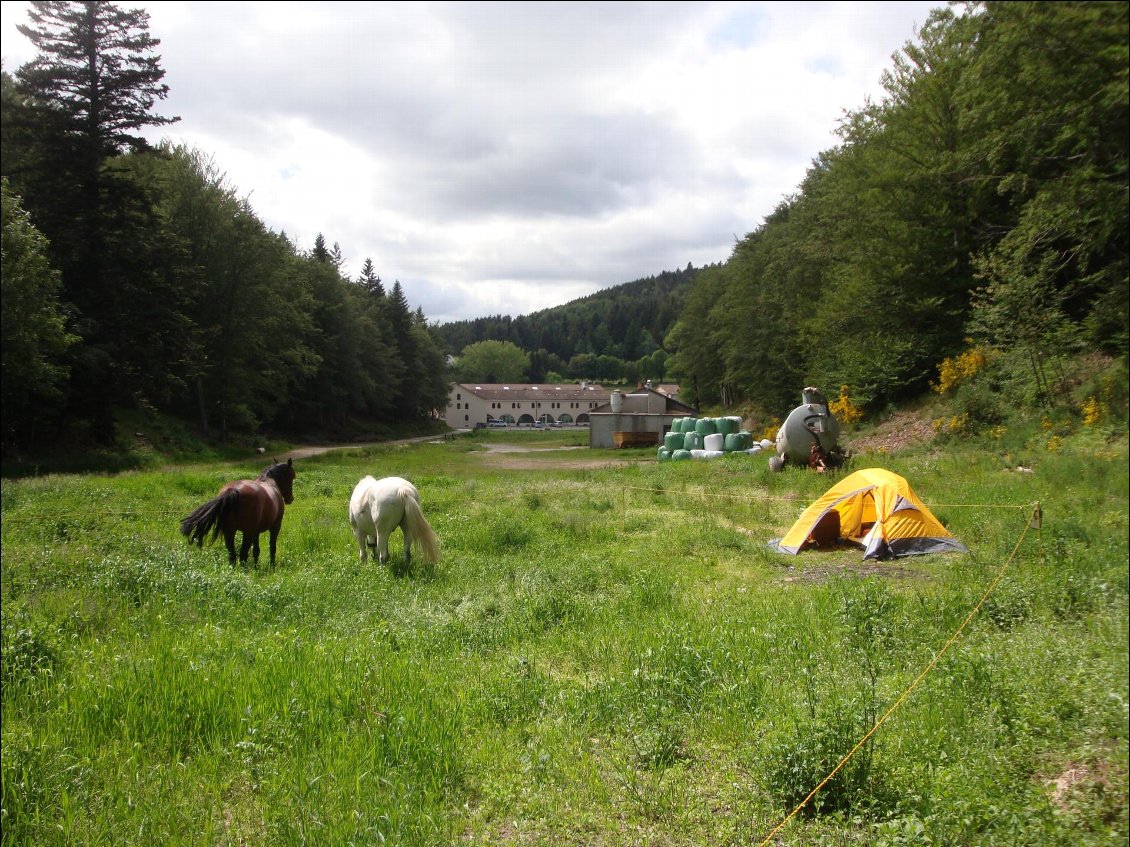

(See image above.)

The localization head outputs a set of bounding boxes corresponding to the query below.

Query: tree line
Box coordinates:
[1,1,449,455]
[434,264,704,384]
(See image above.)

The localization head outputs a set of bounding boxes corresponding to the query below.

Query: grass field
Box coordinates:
[2,426,1127,846]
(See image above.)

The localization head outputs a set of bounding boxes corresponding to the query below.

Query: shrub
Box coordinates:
[764,697,890,815]
[829,385,864,425]
[932,344,990,395]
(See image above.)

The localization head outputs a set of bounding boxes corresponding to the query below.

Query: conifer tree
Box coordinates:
[387,280,419,415]
[16,1,179,154]
[358,257,385,297]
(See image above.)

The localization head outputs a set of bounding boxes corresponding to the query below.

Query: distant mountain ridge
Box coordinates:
[433,263,710,364]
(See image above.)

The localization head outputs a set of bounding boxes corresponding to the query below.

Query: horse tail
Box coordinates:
[401,487,440,564]
[180,489,238,547]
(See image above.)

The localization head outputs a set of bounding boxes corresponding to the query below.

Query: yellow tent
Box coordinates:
[770,468,967,559]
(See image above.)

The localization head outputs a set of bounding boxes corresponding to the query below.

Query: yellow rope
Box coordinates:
[756,502,1040,846]
[620,484,1033,510]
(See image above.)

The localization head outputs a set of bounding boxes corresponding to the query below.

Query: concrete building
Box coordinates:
[445,382,608,428]
[588,385,697,448]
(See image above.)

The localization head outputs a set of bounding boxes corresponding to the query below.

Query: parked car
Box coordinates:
[488,420,508,428]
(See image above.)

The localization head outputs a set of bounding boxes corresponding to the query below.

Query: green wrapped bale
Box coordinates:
[657,447,670,461]
[717,416,739,436]
[683,431,703,450]
[664,432,684,452]
[671,449,692,461]
[695,417,718,436]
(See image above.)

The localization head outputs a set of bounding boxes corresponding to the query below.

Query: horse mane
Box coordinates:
[260,458,295,484]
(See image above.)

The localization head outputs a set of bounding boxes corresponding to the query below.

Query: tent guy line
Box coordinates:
[619,484,1037,510]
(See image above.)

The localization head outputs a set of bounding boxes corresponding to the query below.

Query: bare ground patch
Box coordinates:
[777,559,923,584]
[846,409,938,455]
[472,443,640,471]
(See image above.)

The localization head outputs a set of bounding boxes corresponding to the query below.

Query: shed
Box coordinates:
[588,386,697,449]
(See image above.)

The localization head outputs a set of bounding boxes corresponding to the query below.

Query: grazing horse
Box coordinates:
[348,475,440,572]
[180,458,296,567]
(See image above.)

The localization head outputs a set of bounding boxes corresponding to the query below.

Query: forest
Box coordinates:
[1,1,1127,459]
[432,263,705,384]
[1,1,451,455]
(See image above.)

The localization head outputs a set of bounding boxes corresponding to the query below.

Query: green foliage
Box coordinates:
[0,6,448,455]
[15,0,179,154]
[1,606,59,688]
[455,339,531,383]
[964,1,1129,358]
[764,694,888,816]
[0,177,76,449]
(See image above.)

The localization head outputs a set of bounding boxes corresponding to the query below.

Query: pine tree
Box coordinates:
[312,233,331,263]
[16,1,179,154]
[358,257,385,297]
[387,280,419,416]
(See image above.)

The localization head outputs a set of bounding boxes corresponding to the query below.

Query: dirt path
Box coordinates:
[279,432,465,461]
[278,431,645,471]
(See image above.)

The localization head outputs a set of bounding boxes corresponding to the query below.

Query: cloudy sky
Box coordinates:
[1,1,942,325]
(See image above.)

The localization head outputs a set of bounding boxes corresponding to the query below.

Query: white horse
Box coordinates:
[348,476,440,570]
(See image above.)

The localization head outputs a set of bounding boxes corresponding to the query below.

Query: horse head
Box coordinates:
[263,457,296,504]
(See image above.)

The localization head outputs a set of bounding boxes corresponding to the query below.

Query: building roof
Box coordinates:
[590,386,697,416]
[454,383,607,402]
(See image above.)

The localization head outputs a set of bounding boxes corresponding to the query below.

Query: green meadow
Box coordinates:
[2,427,1127,846]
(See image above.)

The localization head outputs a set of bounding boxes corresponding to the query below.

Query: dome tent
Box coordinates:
[769,468,967,560]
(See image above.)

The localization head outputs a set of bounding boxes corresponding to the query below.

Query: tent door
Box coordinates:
[806,510,841,548]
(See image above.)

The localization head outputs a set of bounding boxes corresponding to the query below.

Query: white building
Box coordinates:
[445,382,609,428]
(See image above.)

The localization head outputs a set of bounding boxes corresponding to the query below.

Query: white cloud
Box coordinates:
[1,0,942,325]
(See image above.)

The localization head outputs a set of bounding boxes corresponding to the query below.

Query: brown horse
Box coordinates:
[180,459,296,567]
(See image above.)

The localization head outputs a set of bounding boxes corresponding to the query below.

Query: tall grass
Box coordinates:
[2,428,1127,845]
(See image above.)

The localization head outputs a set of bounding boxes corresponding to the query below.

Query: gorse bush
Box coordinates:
[829,385,865,425]
[933,344,990,396]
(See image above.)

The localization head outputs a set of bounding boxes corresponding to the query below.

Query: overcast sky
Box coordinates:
[1,1,942,325]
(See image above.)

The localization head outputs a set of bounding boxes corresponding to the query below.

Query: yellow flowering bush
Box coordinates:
[1081,397,1105,426]
[828,385,863,425]
[932,344,988,395]
[932,413,971,436]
